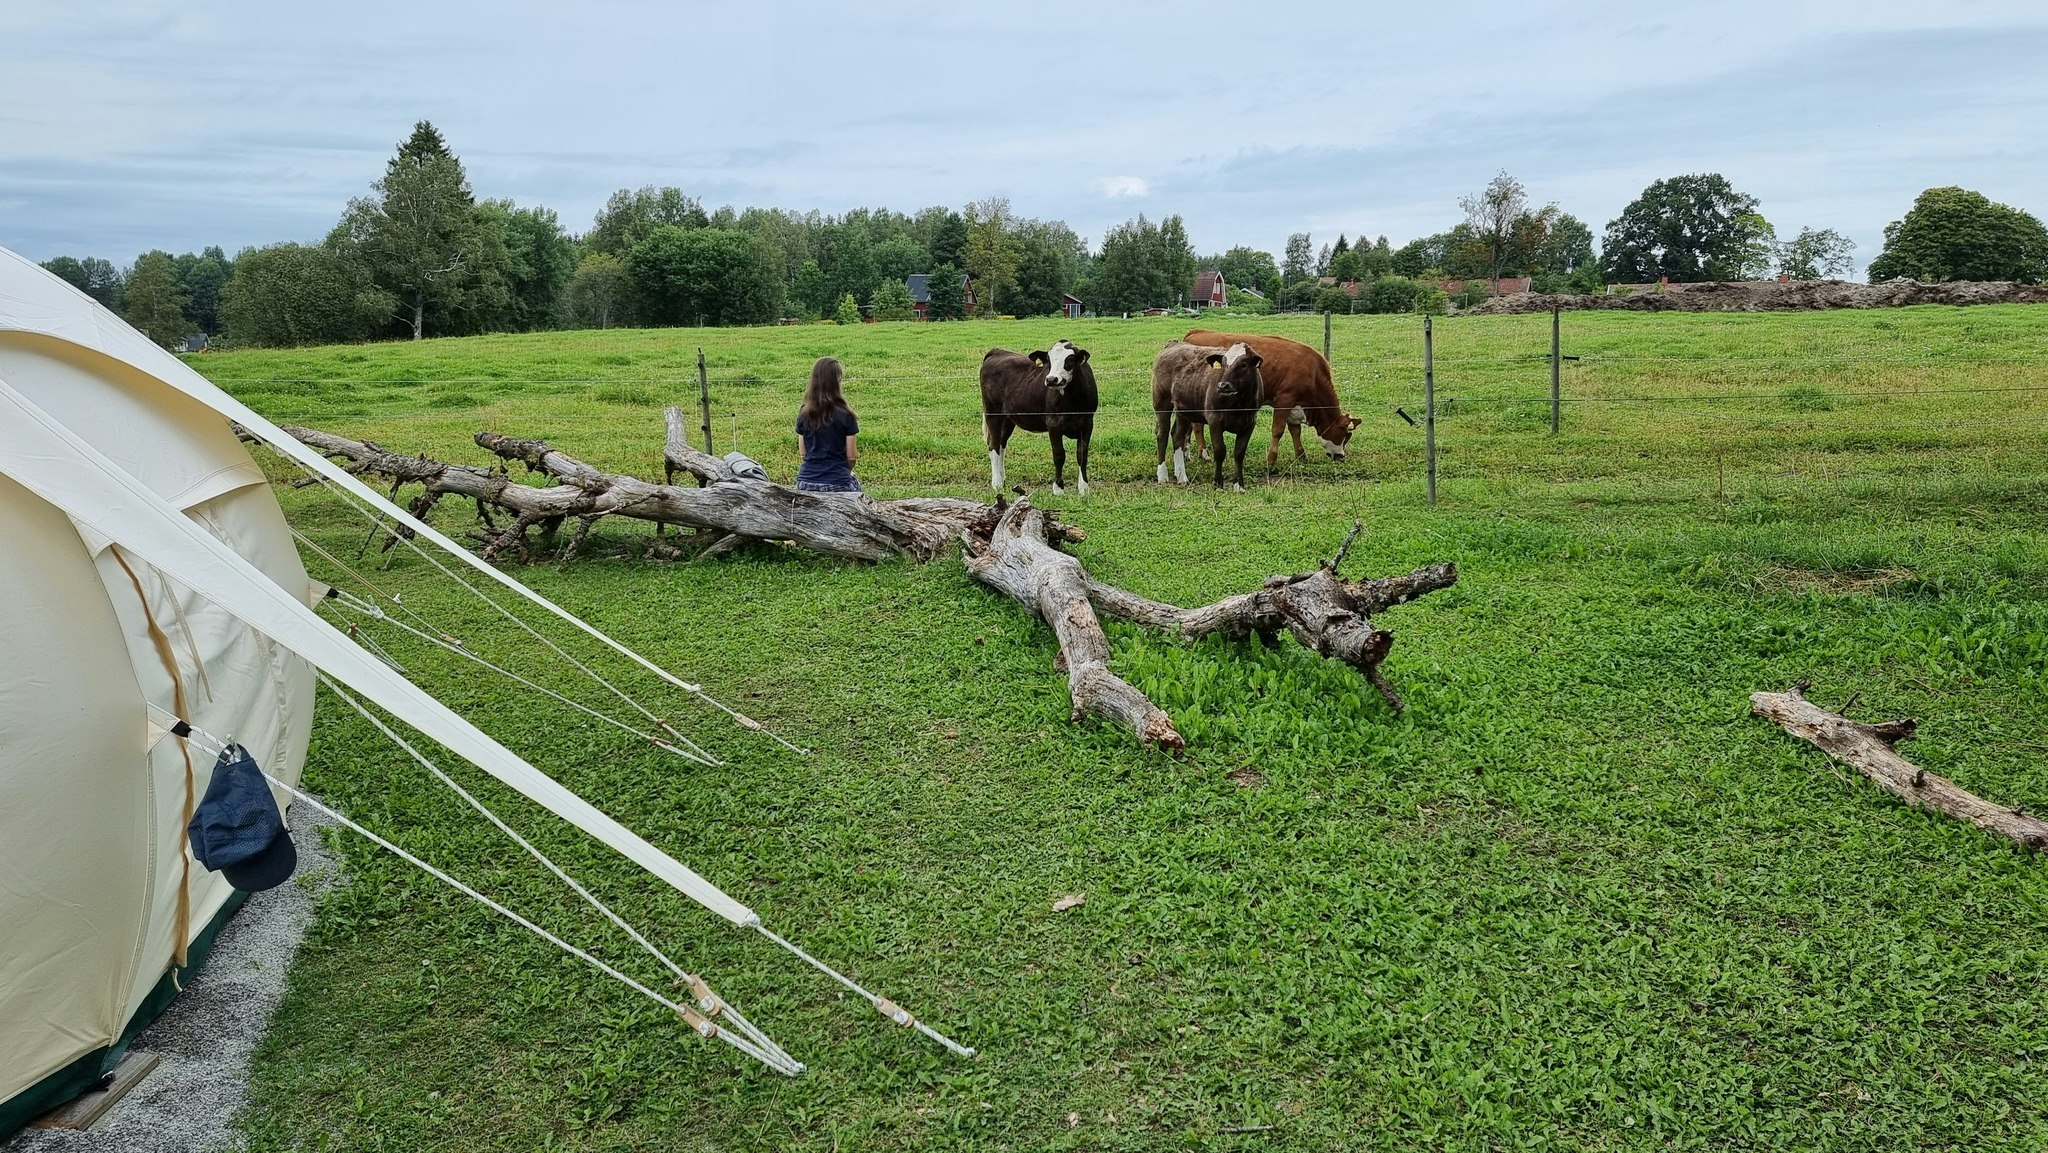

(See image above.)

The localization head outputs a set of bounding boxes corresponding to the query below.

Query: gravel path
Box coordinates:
[6,810,340,1153]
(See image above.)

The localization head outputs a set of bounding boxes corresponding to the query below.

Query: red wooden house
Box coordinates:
[906,273,975,320]
[1190,270,1227,309]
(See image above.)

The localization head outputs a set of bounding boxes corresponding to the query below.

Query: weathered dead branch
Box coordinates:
[1752,683,2048,852]
[960,497,1185,748]
[1085,560,1458,710]
[963,495,1456,744]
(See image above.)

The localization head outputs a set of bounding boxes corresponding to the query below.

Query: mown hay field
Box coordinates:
[200,307,2048,1151]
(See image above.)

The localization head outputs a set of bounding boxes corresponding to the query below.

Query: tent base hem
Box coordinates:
[0,890,248,1140]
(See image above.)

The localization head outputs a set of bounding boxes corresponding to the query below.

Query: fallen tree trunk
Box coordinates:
[1752,684,2048,852]
[280,418,990,563]
[964,500,1456,744]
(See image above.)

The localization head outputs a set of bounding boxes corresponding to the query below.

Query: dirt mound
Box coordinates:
[1465,278,2048,315]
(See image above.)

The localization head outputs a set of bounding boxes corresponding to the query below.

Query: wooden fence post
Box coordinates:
[1424,313,1436,507]
[1323,310,1332,362]
[1550,305,1561,435]
[697,348,713,457]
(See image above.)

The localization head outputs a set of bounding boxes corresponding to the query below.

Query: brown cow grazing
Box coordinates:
[1183,329,1361,468]
[979,339,1097,496]
[1152,341,1265,490]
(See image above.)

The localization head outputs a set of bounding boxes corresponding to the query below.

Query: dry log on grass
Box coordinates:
[280,416,990,563]
[1752,683,2048,852]
[964,501,1456,746]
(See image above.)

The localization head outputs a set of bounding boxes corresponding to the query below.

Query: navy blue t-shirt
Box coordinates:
[796,408,860,490]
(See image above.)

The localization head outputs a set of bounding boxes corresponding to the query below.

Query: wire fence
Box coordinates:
[217,310,2048,506]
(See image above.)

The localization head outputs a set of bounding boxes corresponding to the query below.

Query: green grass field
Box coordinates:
[201,307,2048,1151]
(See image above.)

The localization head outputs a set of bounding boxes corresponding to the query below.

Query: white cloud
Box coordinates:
[1095,176,1149,200]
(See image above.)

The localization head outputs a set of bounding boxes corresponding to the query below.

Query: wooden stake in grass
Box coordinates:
[1751,683,2048,852]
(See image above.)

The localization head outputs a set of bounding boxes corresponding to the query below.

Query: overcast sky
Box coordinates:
[4,1,2042,275]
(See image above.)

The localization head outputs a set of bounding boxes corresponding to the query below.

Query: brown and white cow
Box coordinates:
[979,339,1097,495]
[1152,340,1265,490]
[1183,329,1361,467]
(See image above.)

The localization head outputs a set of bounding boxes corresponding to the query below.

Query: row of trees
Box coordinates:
[1597,173,2039,285]
[1252,173,2044,316]
[34,124,1120,346]
[1867,186,2048,283]
[42,248,234,347]
[572,188,1091,325]
[1267,174,1605,311]
[36,126,2048,347]
[1600,173,1849,284]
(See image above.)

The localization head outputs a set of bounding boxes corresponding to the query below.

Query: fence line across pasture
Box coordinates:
[219,310,2048,509]
[299,397,2019,430]
[1389,382,2048,408]
[215,354,2048,389]
[221,384,2048,428]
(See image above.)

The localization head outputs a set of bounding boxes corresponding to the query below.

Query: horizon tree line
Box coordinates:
[31,122,2048,348]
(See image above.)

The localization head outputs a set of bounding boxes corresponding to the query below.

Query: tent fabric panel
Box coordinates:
[0,475,150,1108]
[108,489,316,1020]
[0,334,266,517]
[0,892,247,1140]
[0,379,758,928]
[187,484,318,781]
[0,246,708,706]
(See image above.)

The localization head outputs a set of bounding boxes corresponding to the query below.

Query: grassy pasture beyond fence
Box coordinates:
[195,306,2048,1152]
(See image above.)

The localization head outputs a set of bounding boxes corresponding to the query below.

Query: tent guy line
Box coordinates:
[0,372,974,1067]
[155,706,804,1076]
[283,517,719,763]
[319,582,719,765]
[272,446,808,757]
[310,674,801,1072]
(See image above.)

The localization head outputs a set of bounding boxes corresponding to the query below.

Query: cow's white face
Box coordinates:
[1044,340,1079,389]
[1214,343,1262,402]
[1321,417,1361,459]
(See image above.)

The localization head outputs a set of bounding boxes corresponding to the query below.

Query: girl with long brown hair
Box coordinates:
[795,356,861,493]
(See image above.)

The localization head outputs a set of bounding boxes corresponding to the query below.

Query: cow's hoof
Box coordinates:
[1076,479,1089,497]
[1155,464,1168,483]
[1201,450,1213,461]
[1232,483,1245,493]
[1051,484,1064,495]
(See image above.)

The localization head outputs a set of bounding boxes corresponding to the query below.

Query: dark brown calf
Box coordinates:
[1152,340,1265,489]
[980,340,1097,495]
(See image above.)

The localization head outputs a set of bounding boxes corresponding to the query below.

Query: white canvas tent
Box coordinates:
[0,248,964,1132]
[0,255,323,1130]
